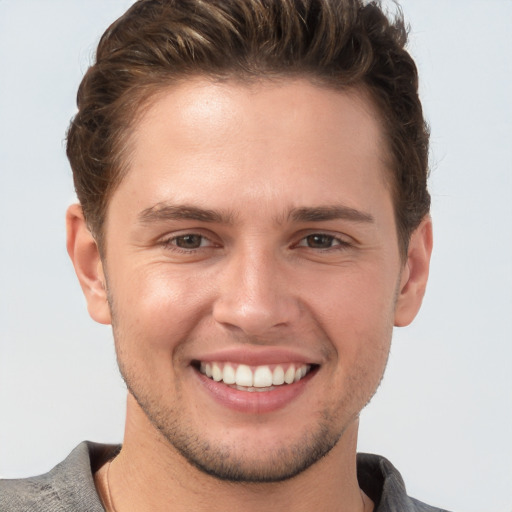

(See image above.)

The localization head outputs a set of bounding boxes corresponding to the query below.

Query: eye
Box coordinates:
[163,233,215,251]
[298,234,344,249]
[173,234,205,249]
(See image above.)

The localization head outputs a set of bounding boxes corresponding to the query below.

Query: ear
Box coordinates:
[394,216,433,327]
[66,203,111,325]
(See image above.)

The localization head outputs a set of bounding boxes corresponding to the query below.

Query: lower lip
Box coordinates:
[194,368,316,414]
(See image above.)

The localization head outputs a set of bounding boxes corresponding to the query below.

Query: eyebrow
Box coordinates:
[137,203,374,226]
[137,203,234,224]
[288,205,374,224]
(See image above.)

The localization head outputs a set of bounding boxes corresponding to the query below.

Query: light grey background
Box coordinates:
[0,2,511,512]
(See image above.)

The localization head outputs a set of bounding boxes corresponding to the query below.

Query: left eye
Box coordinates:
[298,234,341,249]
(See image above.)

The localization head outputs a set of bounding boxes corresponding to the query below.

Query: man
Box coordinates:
[1,0,446,510]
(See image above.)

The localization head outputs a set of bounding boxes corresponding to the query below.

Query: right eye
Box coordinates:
[169,234,207,250]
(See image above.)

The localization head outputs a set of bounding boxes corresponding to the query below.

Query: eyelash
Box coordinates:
[161,232,351,253]
[294,233,351,251]
[162,233,217,253]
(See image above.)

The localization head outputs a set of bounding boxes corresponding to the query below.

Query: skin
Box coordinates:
[67,78,432,512]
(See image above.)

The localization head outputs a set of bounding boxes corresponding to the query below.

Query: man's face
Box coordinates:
[98,78,412,481]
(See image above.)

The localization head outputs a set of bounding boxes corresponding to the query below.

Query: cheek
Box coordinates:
[110,264,215,356]
[307,265,398,328]
[304,265,397,376]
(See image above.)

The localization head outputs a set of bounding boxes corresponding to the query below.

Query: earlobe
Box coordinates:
[394,216,433,327]
[66,203,112,325]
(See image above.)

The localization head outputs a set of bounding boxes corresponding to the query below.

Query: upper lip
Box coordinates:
[190,347,322,366]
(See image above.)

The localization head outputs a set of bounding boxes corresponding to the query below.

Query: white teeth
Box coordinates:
[284,365,296,384]
[212,363,222,382]
[235,364,253,387]
[253,366,273,388]
[222,363,236,385]
[199,362,312,388]
[272,365,285,385]
[294,365,308,382]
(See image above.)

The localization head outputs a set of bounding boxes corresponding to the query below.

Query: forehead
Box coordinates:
[135,77,386,153]
[108,77,392,226]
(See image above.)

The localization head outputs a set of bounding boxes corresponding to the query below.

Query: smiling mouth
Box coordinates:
[193,361,317,392]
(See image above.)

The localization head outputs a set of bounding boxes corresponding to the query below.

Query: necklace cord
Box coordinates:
[105,460,118,512]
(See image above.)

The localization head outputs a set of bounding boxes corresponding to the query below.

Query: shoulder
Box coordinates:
[0,441,120,512]
[357,453,452,512]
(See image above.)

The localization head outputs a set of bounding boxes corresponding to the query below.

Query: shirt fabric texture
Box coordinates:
[0,441,451,511]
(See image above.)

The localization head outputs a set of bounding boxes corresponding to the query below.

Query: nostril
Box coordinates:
[212,300,298,337]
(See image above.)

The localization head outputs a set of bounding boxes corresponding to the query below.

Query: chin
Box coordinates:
[163,420,342,483]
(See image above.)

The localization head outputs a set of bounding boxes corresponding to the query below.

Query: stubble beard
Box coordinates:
[119,362,347,483]
[115,350,387,484]
[107,288,392,484]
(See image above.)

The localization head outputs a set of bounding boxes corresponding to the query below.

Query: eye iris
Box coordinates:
[176,235,202,249]
[307,234,333,248]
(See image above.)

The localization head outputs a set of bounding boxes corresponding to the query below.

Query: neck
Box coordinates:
[101,395,372,512]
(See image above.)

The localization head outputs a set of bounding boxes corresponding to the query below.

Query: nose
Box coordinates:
[212,247,301,336]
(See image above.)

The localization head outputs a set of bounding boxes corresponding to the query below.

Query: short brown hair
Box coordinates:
[66,0,430,257]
